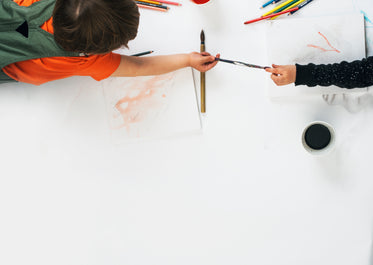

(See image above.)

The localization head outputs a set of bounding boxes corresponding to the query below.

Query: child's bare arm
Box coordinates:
[110,52,219,77]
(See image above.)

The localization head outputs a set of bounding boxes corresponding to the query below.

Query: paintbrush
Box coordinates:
[215,58,269,69]
[200,30,206,113]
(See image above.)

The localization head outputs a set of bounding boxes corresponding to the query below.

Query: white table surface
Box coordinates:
[1,1,373,265]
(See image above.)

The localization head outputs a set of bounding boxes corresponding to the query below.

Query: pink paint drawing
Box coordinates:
[307,32,341,53]
[105,73,176,137]
[103,68,201,143]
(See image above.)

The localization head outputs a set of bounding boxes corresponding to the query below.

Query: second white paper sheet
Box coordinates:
[266,13,366,99]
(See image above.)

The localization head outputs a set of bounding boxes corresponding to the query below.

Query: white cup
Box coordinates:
[301,121,336,155]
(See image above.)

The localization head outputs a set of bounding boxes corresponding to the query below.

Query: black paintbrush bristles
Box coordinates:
[200,30,205,44]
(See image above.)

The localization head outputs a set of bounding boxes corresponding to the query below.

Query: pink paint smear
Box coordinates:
[113,74,174,133]
[307,32,341,53]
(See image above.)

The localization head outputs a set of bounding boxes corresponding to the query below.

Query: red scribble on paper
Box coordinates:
[307,32,341,53]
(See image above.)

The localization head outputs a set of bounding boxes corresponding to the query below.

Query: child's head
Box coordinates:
[53,0,139,54]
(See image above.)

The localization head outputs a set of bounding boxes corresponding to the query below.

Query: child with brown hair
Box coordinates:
[1,0,219,85]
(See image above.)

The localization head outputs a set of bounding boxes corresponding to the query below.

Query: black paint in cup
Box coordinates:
[302,121,335,154]
[304,124,331,150]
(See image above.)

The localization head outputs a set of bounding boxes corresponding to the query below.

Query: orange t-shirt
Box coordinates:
[2,0,121,85]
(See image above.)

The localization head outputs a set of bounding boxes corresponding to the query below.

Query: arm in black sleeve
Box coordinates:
[294,56,373,89]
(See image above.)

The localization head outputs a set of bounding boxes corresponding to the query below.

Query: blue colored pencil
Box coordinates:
[261,0,282,9]
[288,0,313,15]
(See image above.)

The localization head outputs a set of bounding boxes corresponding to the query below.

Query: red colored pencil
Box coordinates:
[156,0,181,6]
[137,3,168,11]
[244,6,299,24]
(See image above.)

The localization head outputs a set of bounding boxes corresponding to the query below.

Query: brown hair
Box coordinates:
[53,0,139,54]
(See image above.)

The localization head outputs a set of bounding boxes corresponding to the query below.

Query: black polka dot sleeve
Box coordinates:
[294,56,373,89]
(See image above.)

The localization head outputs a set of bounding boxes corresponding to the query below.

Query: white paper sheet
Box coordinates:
[102,68,201,144]
[266,13,366,99]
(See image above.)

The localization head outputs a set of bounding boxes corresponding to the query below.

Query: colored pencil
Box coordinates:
[244,7,299,24]
[136,0,163,5]
[271,0,300,15]
[261,0,275,9]
[262,0,296,16]
[200,30,206,113]
[156,0,181,6]
[136,1,168,10]
[215,58,268,69]
[136,3,168,11]
[131,50,154,56]
[270,0,305,19]
[260,0,282,9]
[288,0,313,15]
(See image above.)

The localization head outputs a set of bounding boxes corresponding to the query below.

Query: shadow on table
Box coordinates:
[322,89,373,113]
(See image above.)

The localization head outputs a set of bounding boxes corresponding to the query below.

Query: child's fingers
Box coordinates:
[265,67,275,73]
[205,61,218,70]
[201,57,219,71]
[201,55,216,64]
[206,58,219,67]
[270,74,283,85]
[270,74,279,81]
[267,67,282,75]
[267,64,295,85]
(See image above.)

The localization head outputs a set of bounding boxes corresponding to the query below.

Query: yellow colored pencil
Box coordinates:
[262,0,297,16]
[270,0,306,19]
[137,0,163,5]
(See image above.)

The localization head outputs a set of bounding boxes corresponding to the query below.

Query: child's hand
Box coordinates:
[265,64,296,86]
[189,52,220,72]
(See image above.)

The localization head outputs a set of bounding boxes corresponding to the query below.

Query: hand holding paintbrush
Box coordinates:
[188,52,219,72]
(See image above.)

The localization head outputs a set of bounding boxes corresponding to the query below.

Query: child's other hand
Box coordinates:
[265,64,296,86]
[189,52,220,72]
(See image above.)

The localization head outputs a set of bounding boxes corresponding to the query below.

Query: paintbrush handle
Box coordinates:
[200,43,206,113]
[241,62,267,69]
[216,58,268,69]
[201,72,205,113]
[216,58,235,64]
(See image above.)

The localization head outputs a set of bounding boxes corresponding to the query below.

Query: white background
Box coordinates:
[1,0,373,265]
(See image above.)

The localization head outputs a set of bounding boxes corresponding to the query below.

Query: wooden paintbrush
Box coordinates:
[200,30,206,113]
[216,58,268,69]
